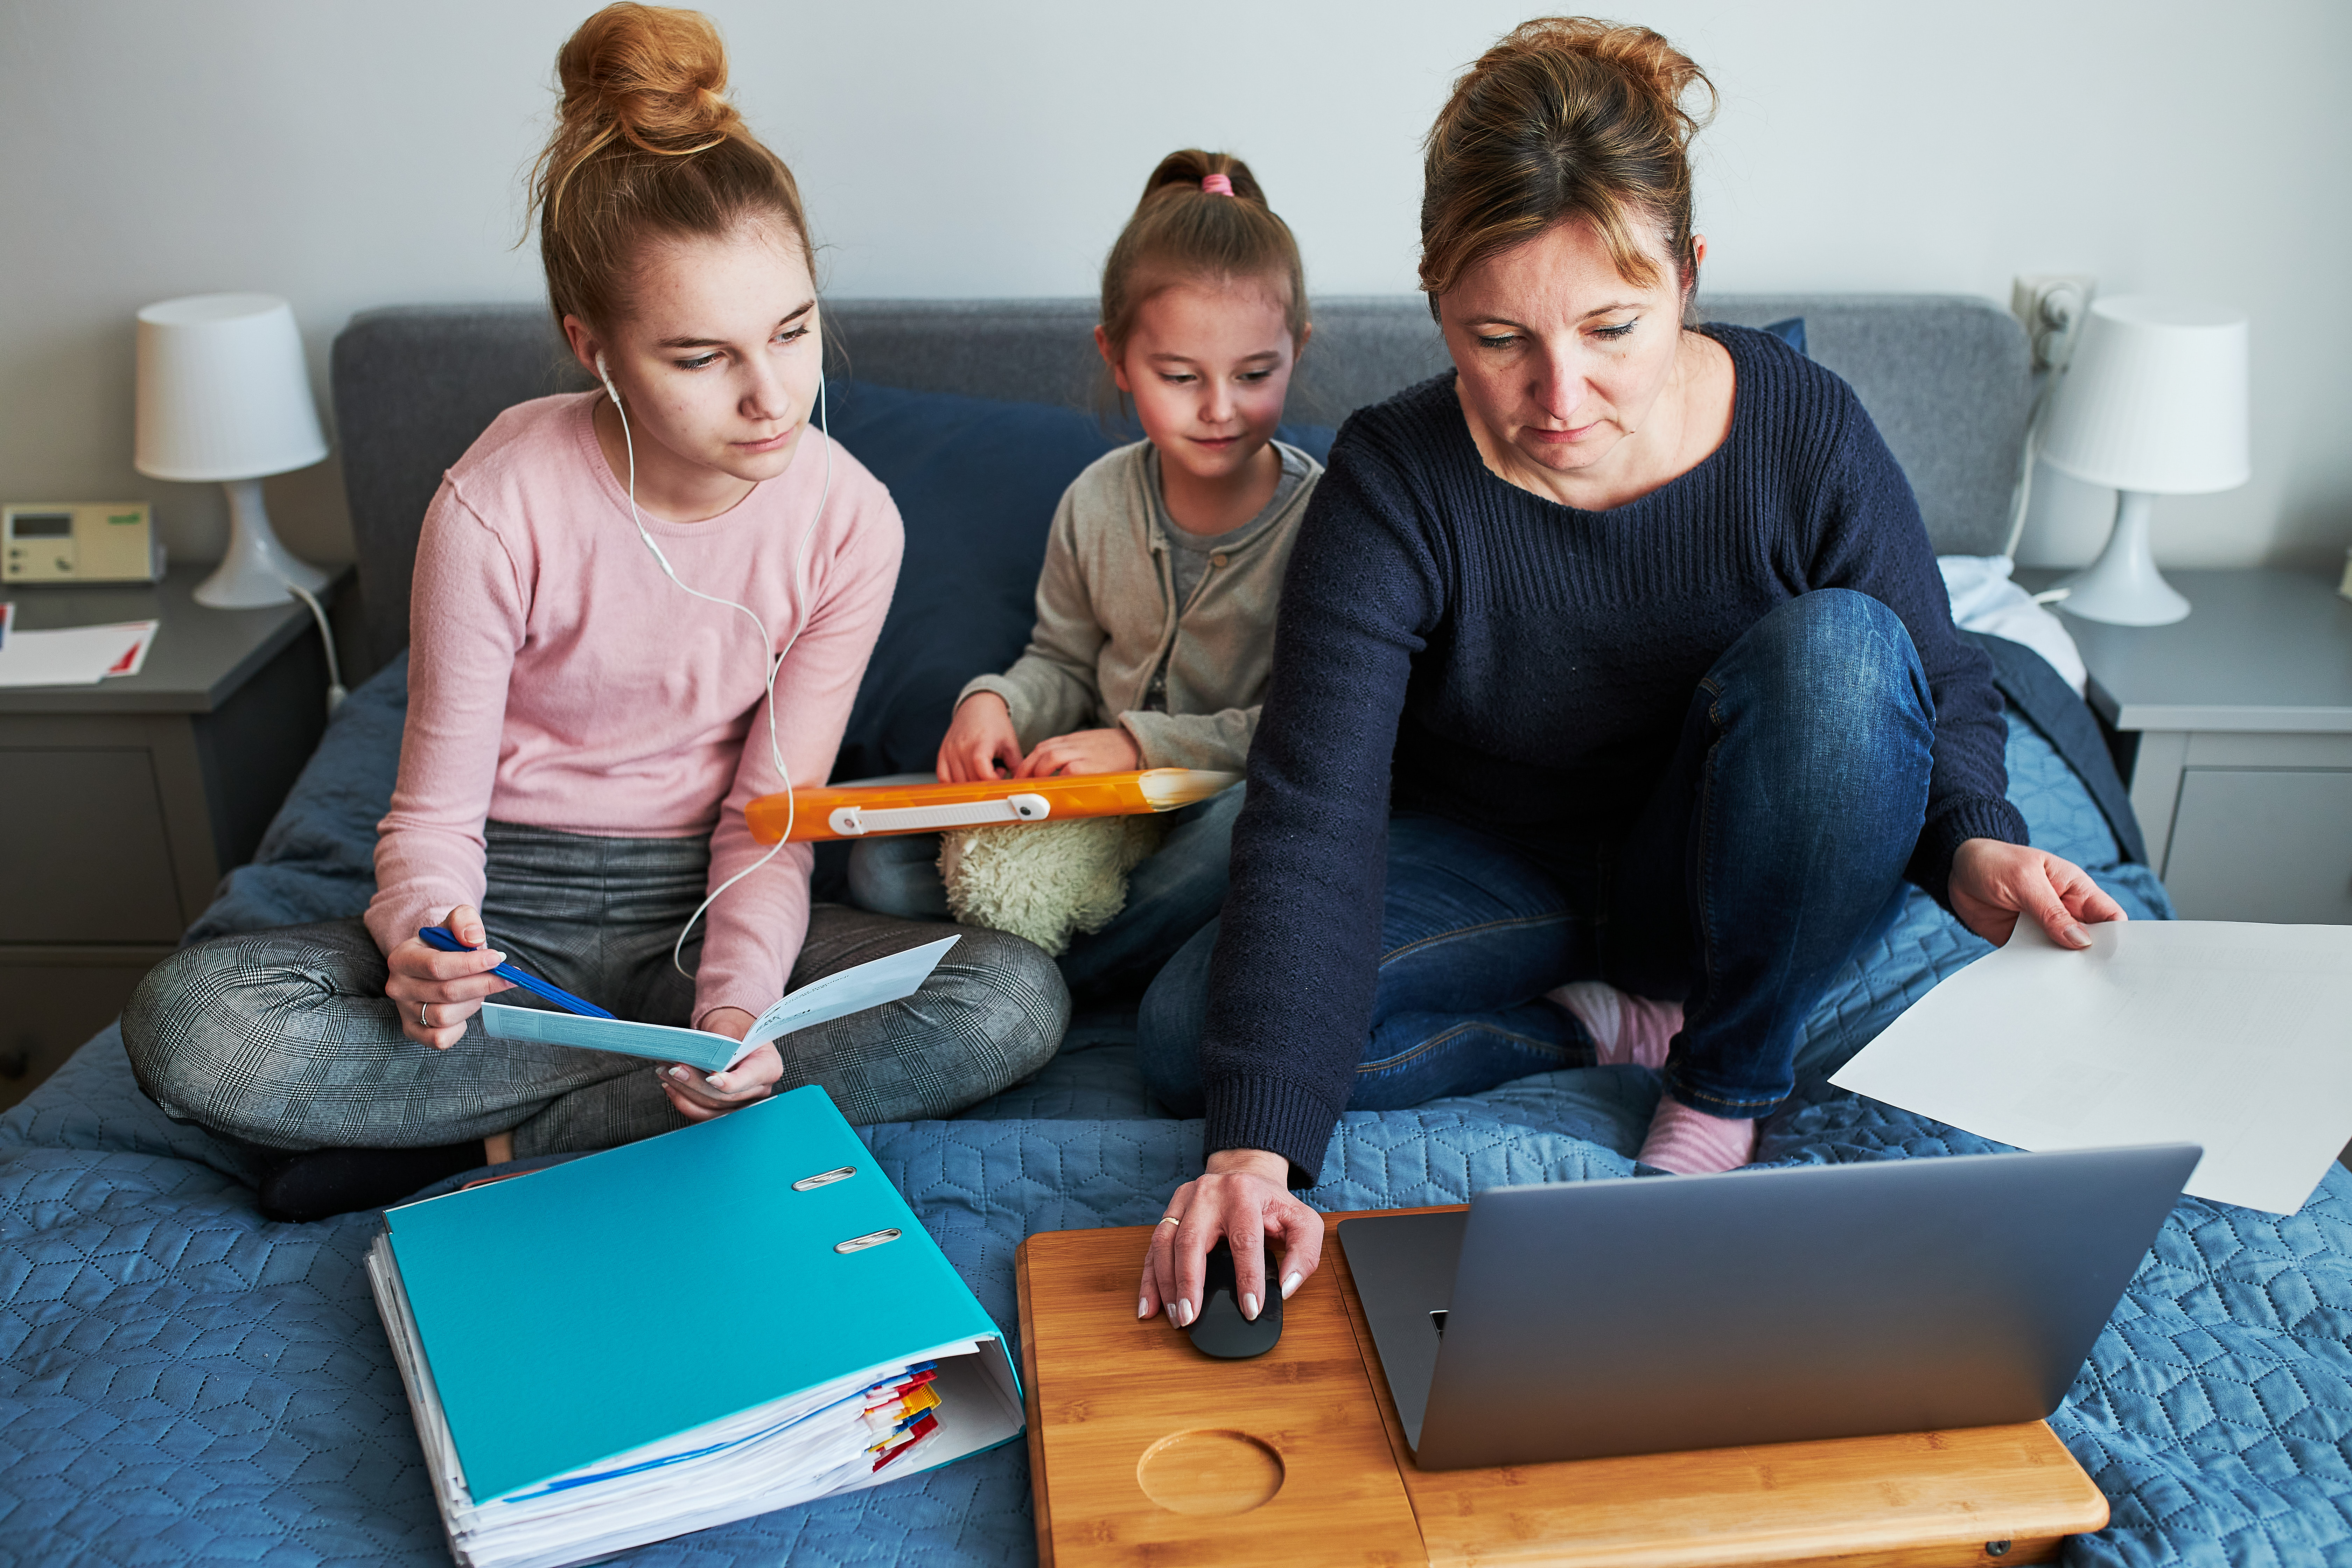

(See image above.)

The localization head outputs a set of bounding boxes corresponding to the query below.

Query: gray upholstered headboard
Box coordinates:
[330,293,2031,672]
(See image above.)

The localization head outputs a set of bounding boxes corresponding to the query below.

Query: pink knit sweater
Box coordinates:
[366,392,904,1023]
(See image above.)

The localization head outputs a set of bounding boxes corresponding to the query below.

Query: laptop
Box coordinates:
[1337,1144,2198,1471]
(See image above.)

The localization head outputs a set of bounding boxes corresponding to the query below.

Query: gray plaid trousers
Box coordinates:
[123,822,1069,1156]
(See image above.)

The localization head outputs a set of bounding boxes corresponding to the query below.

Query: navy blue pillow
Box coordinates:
[818,380,1115,784]
[1762,316,1807,356]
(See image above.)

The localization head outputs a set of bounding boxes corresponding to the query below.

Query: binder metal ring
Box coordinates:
[792,1165,858,1191]
[834,1228,903,1254]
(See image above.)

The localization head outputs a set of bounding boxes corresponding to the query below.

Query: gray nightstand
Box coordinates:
[2023,567,2352,924]
[0,564,347,1109]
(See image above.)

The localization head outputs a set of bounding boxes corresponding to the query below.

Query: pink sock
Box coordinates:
[1548,981,1684,1070]
[1638,1095,1757,1174]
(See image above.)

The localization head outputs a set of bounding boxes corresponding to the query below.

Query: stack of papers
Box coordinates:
[0,606,159,687]
[1832,919,2352,1214]
[373,1275,986,1568]
[366,1084,1024,1568]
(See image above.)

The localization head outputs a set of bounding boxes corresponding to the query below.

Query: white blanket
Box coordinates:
[1938,555,2086,695]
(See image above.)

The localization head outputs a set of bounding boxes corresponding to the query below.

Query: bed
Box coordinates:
[7,296,2349,1568]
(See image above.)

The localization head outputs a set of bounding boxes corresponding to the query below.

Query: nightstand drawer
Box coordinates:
[0,748,185,943]
[2161,769,2352,924]
[0,948,169,1114]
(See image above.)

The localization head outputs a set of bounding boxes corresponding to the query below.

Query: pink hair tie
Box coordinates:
[1200,173,1234,196]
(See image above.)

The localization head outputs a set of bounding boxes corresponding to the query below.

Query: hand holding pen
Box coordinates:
[383,905,517,1049]
[400,916,776,1119]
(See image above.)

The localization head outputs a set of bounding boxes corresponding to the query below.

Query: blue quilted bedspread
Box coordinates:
[7,658,2350,1567]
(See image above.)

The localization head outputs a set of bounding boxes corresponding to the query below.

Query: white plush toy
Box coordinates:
[938,816,1164,956]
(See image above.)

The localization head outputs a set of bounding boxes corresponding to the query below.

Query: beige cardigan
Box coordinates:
[958,440,1322,771]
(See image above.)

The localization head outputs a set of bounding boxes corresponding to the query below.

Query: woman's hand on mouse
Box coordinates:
[659,1008,780,1121]
[1017,727,1141,778]
[938,693,1023,783]
[383,904,514,1049]
[1140,1148,1324,1327]
[1948,838,2128,950]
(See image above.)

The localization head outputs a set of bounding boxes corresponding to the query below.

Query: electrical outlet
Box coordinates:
[2012,274,2097,372]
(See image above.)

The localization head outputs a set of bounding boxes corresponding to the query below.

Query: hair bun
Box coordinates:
[529,4,807,330]
[557,2,742,155]
[1420,17,1714,315]
[1498,16,1714,140]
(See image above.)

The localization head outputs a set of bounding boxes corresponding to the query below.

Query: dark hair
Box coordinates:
[526,3,809,329]
[1420,17,1715,320]
[1098,149,1309,379]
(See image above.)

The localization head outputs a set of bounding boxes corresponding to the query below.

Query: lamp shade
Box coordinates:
[134,293,329,482]
[2038,294,2249,495]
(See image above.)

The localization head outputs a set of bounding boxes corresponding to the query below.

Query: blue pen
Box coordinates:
[417,926,616,1020]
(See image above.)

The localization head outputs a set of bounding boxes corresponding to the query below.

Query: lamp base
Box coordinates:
[2056,490,2189,626]
[195,476,329,609]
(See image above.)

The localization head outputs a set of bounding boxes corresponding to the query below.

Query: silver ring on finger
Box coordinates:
[1158,1216,1181,1228]
[419,1002,433,1029]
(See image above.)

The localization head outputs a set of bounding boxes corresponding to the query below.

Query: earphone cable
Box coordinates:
[597,355,829,981]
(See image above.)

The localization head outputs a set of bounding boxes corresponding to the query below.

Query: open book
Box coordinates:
[477,936,958,1075]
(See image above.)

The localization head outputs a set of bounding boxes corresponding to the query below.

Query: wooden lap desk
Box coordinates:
[1015,1209,2108,1567]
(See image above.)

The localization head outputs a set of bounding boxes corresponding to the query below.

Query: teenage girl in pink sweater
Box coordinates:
[124,4,1066,1221]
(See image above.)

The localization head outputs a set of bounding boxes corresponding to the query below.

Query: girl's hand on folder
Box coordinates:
[1139,1149,1324,1327]
[1948,839,2128,951]
[938,693,1023,783]
[1015,727,1141,778]
[385,904,515,1049]
[657,1010,779,1122]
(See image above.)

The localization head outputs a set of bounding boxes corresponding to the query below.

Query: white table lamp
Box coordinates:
[135,293,331,609]
[2036,294,2249,626]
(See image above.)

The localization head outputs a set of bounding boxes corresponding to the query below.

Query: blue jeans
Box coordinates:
[848,784,1245,999]
[1137,592,1934,1119]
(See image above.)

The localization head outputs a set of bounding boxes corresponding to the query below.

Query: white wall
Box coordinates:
[4,0,2346,573]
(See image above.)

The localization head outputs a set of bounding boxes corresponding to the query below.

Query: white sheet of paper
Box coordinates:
[480,1007,756,1074]
[479,935,960,1075]
[1830,919,2352,1214]
[0,620,159,687]
[110,621,157,677]
[742,936,961,1047]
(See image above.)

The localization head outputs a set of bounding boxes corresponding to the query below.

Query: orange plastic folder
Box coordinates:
[747,768,1240,845]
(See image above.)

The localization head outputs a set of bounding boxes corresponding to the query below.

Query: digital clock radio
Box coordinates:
[3,502,163,584]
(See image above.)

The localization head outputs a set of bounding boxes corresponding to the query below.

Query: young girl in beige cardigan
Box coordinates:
[849,150,1321,1003]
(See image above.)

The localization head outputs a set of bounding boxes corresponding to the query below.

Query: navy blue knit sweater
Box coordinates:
[1200,324,2028,1182]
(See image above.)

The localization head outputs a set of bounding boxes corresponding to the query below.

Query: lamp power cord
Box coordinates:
[282,579,347,712]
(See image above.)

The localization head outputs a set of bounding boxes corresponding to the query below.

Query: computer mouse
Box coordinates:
[1185,1238,1283,1359]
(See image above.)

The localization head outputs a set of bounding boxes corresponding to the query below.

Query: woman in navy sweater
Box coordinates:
[1132,17,2127,1330]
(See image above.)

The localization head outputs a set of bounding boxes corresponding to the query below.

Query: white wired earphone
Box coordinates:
[594,350,831,978]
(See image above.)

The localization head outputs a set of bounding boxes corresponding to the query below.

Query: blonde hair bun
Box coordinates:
[556,2,742,156]
[527,3,807,330]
